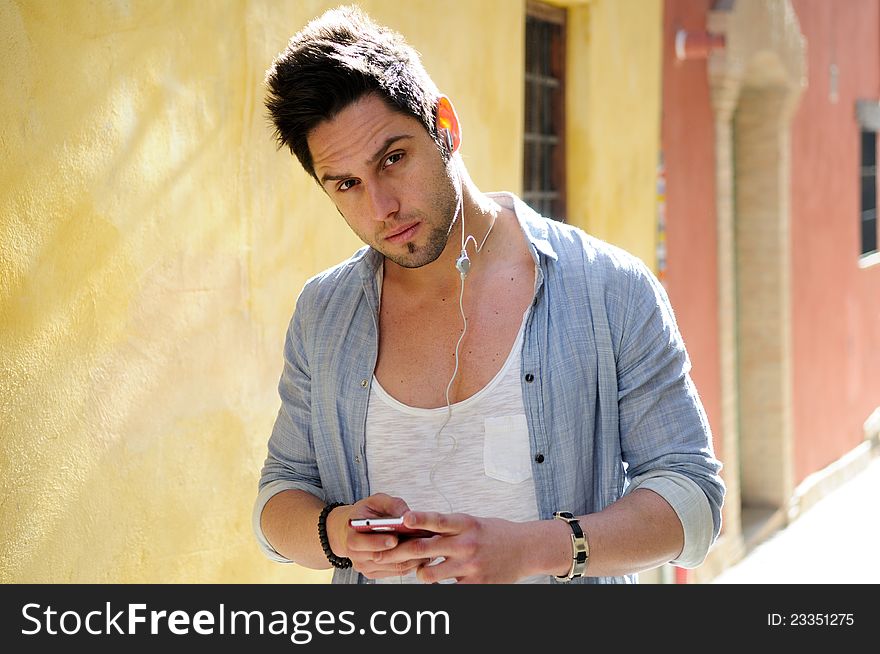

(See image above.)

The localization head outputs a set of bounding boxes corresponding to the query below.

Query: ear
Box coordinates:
[435,95,461,154]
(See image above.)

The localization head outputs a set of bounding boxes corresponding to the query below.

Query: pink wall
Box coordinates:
[790,0,880,482]
[661,0,723,463]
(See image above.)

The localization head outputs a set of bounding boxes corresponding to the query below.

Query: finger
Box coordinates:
[402,510,468,535]
[365,493,411,517]
[372,540,436,566]
[362,559,432,579]
[416,557,461,585]
[388,533,448,563]
[346,532,399,553]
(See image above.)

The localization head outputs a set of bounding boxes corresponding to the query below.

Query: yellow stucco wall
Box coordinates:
[1,0,658,583]
[562,0,662,268]
[0,0,522,583]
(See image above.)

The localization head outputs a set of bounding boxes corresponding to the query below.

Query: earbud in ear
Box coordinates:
[441,128,454,154]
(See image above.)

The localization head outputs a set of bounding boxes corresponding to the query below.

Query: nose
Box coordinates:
[367,181,399,222]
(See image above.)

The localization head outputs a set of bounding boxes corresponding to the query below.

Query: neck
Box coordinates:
[384,172,501,294]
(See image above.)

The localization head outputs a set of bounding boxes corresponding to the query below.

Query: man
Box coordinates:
[254,5,724,584]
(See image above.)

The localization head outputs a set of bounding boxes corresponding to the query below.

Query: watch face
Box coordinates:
[555,511,574,520]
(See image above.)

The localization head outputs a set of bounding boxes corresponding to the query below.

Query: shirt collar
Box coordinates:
[489,192,559,263]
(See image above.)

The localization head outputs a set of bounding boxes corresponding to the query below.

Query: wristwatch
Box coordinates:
[553,511,589,581]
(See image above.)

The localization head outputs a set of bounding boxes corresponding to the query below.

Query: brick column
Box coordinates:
[733,86,797,511]
[698,0,806,577]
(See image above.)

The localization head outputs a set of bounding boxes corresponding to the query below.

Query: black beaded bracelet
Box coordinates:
[318,502,352,569]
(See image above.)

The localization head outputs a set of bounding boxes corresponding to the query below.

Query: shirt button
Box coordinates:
[535,453,545,463]
[525,373,535,383]
[360,379,368,388]
[355,455,361,464]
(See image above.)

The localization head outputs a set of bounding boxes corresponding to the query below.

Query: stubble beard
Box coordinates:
[382,175,459,269]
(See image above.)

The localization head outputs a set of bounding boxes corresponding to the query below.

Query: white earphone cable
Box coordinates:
[428,169,496,513]
[429,185,466,514]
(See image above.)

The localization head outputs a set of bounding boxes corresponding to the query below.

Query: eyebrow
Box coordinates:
[319,134,414,187]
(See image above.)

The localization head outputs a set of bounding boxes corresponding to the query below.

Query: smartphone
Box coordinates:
[348,517,436,538]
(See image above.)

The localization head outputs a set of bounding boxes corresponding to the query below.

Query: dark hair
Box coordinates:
[264,5,442,180]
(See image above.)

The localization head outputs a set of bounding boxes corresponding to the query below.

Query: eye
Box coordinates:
[337,178,359,192]
[383,152,404,168]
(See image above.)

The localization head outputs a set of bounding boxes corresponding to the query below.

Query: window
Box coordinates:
[524,1,566,221]
[856,100,879,258]
[860,130,877,256]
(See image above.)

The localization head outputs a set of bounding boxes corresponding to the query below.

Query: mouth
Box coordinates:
[384,222,420,244]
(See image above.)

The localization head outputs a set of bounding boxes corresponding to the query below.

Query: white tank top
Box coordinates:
[366,268,546,583]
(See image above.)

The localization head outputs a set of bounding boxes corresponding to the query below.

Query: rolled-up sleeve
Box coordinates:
[624,470,714,568]
[615,259,726,562]
[252,295,325,563]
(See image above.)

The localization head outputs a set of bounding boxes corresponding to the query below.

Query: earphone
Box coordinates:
[428,124,497,513]
[440,127,471,278]
[441,126,482,281]
[441,126,454,153]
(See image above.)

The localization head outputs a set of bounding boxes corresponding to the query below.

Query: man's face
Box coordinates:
[308,94,458,269]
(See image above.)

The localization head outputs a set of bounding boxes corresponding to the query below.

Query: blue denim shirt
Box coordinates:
[254,193,725,584]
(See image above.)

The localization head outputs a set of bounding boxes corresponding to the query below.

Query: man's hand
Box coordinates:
[327,493,432,579]
[390,511,539,584]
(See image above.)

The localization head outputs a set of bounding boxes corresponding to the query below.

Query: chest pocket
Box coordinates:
[483,414,533,484]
